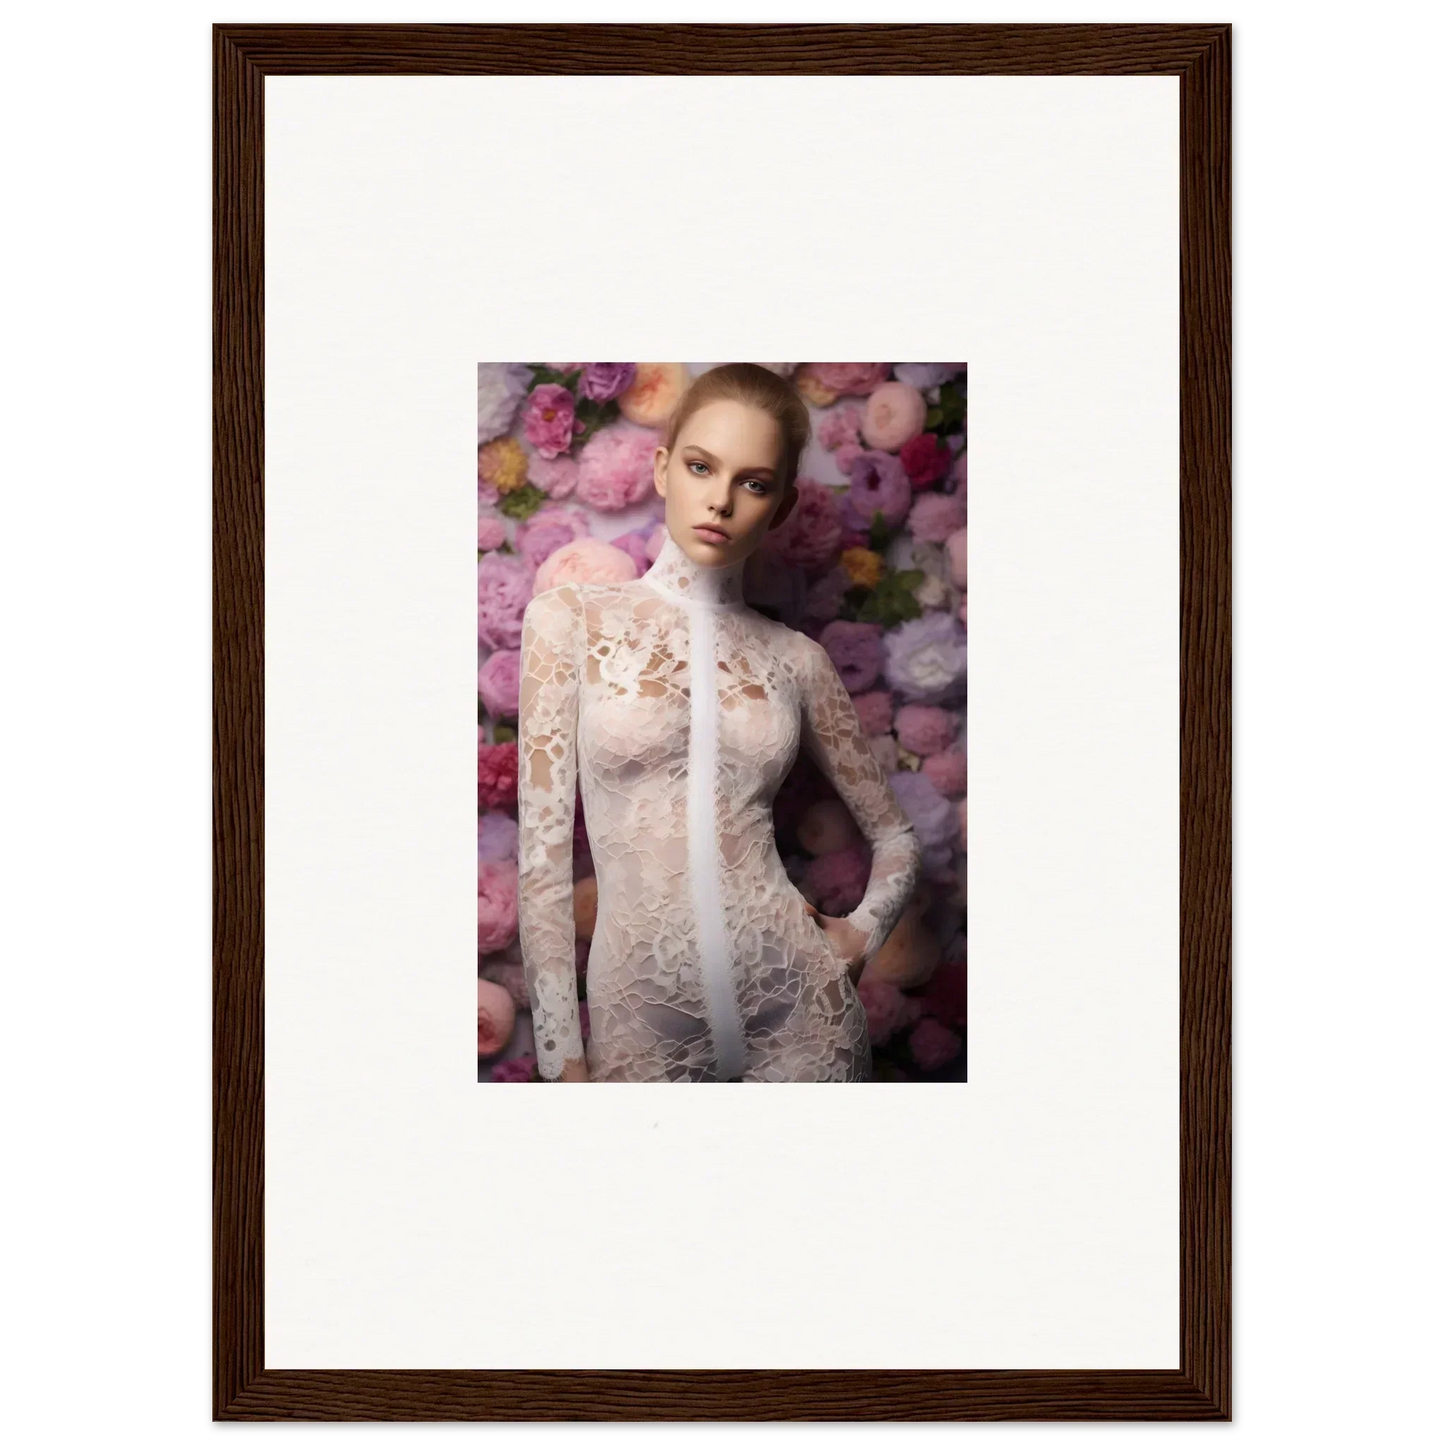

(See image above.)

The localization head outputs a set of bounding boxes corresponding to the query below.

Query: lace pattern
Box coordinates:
[516,532,923,1081]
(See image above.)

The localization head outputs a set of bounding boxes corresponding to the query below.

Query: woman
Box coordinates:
[517,363,922,1081]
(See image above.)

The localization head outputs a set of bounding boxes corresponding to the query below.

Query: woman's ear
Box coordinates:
[768,481,800,530]
[653,446,669,499]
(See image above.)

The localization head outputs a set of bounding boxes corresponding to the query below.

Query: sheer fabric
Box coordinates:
[516,531,923,1082]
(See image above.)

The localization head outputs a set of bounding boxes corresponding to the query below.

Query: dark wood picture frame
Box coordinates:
[214,22,1230,1422]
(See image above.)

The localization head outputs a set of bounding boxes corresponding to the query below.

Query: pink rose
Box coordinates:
[477,515,507,551]
[857,975,910,1045]
[860,381,927,452]
[921,747,967,799]
[477,859,519,955]
[478,740,519,811]
[908,491,967,545]
[522,383,583,459]
[478,648,521,719]
[894,704,957,757]
[851,689,895,737]
[908,1016,963,1072]
[759,477,844,574]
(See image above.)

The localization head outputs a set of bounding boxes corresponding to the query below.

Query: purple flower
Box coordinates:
[477,809,519,862]
[846,450,912,529]
[888,770,959,850]
[883,612,968,705]
[477,553,536,650]
[577,363,637,403]
[819,620,885,693]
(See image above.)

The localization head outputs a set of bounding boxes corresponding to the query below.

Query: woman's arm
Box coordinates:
[516,584,588,1081]
[799,636,923,967]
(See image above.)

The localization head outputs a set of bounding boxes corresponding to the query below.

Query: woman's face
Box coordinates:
[653,398,800,569]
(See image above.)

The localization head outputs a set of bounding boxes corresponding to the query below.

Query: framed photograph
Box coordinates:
[215,22,1229,1421]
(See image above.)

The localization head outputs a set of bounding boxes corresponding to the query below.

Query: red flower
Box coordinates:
[899,432,953,490]
[478,741,519,811]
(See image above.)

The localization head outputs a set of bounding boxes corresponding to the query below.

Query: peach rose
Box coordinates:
[477,977,517,1058]
[618,363,690,427]
[861,382,927,452]
[534,537,639,592]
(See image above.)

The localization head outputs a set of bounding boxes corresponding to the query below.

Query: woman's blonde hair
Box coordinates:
[662,364,811,491]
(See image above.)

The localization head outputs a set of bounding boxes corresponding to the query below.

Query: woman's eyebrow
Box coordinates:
[682,444,775,476]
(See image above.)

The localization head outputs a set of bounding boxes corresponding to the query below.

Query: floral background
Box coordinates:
[478,362,967,1082]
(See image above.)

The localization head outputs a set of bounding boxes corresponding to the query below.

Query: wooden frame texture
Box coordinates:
[214,22,1230,1422]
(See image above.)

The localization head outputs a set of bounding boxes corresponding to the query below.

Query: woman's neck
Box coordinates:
[642,528,748,608]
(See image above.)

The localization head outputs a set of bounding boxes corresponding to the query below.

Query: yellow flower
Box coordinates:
[794,368,840,407]
[840,546,884,589]
[479,436,530,495]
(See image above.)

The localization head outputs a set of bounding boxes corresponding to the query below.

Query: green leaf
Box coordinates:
[867,511,892,552]
[497,484,548,521]
[492,724,517,743]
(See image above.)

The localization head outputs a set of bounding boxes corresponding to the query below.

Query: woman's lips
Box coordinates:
[693,525,731,545]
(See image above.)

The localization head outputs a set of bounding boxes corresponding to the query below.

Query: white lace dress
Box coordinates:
[516,530,923,1082]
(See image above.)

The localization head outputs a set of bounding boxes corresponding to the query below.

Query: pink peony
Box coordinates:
[529,453,579,499]
[618,362,689,427]
[515,502,592,569]
[845,450,913,530]
[803,363,891,397]
[478,648,521,719]
[477,977,517,1058]
[478,740,519,812]
[922,747,968,799]
[899,431,954,490]
[575,421,663,510]
[479,959,529,1012]
[833,439,866,477]
[857,975,910,1045]
[817,402,865,452]
[490,1053,538,1083]
[522,383,584,459]
[894,704,957,757]
[477,514,508,552]
[820,620,884,693]
[908,491,968,545]
[535,536,639,592]
[477,859,519,955]
[760,477,845,573]
[804,842,871,915]
[908,1016,963,1071]
[477,553,535,650]
[861,381,927,452]
[851,689,895,737]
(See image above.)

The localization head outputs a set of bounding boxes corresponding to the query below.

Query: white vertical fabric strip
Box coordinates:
[685,603,748,1080]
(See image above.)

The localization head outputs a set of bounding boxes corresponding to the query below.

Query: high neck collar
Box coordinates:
[642,529,749,609]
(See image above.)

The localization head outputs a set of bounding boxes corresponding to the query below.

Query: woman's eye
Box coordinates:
[745,479,768,494]
[688,461,708,476]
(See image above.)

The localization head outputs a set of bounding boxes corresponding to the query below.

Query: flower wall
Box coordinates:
[478,363,967,1081]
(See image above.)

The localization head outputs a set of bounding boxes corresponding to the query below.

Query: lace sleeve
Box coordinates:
[799,636,923,964]
[516,584,586,1080]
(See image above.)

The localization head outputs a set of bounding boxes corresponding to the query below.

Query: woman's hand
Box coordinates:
[802,901,869,987]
